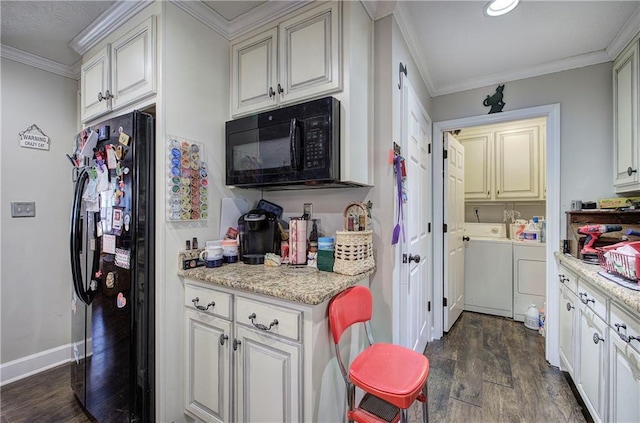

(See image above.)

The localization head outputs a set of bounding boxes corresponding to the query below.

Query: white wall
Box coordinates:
[157,3,237,421]
[0,59,78,369]
[432,63,614,237]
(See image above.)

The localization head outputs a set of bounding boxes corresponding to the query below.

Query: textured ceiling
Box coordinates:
[1,1,115,66]
[1,1,639,96]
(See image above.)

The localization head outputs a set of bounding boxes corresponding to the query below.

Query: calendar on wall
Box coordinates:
[166,135,208,222]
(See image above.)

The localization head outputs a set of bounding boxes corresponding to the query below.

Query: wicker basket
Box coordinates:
[333,201,374,275]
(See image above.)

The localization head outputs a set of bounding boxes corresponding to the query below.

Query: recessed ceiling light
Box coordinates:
[484,0,520,17]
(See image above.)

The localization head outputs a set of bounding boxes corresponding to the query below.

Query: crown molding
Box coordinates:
[360,1,376,20]
[606,6,640,59]
[169,0,230,39]
[229,0,311,40]
[0,44,78,79]
[69,0,154,56]
[432,50,611,97]
[393,2,436,96]
[371,0,396,20]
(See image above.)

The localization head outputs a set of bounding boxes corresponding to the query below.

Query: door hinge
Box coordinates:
[428,143,431,154]
[443,149,448,159]
[443,297,448,307]
[428,301,431,312]
[428,222,431,233]
[443,223,448,233]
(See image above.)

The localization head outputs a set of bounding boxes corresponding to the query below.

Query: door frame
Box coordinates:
[432,103,561,367]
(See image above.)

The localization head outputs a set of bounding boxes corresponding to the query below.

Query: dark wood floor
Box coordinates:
[1,363,94,423]
[410,311,587,423]
[1,312,586,423]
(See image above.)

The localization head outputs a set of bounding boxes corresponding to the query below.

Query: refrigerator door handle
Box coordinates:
[70,168,93,305]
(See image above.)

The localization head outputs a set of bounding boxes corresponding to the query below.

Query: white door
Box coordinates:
[399,76,432,351]
[81,45,110,123]
[444,132,465,331]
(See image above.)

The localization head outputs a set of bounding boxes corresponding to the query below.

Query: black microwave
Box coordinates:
[225,97,342,189]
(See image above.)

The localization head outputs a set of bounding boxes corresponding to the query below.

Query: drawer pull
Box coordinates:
[219,333,228,346]
[579,292,595,305]
[615,322,639,343]
[593,332,604,344]
[192,297,215,311]
[566,302,574,311]
[248,312,278,331]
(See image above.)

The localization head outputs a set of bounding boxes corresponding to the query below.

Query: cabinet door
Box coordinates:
[110,16,156,111]
[495,124,541,199]
[278,1,341,105]
[578,306,607,422]
[230,27,278,117]
[235,325,301,423]
[185,309,232,423]
[559,285,576,376]
[613,40,639,192]
[457,131,492,200]
[81,45,110,123]
[609,327,640,423]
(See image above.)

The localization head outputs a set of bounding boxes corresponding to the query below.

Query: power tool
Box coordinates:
[578,224,622,263]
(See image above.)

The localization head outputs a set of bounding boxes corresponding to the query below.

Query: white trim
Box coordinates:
[169,0,230,39]
[433,51,611,97]
[606,5,640,60]
[432,104,561,368]
[0,44,78,79]
[69,0,154,56]
[0,344,72,386]
[228,0,311,40]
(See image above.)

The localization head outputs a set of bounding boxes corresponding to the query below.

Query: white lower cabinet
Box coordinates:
[577,303,608,422]
[234,325,300,423]
[558,283,577,376]
[609,302,640,423]
[185,309,232,423]
[558,258,640,423]
[183,279,355,422]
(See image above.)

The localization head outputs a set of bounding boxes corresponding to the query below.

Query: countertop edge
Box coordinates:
[554,252,640,314]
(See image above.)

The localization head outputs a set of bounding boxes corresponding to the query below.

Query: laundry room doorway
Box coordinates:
[432,104,561,367]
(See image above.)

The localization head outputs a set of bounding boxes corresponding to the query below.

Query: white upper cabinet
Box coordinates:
[458,117,545,202]
[81,16,156,123]
[613,35,640,193]
[81,46,110,123]
[230,2,341,117]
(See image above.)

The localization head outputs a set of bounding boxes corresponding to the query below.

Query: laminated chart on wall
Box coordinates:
[166,135,209,221]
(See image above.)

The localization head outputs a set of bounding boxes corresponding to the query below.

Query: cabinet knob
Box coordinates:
[233,339,241,351]
[628,167,638,177]
[219,333,228,346]
[268,87,275,98]
[593,332,604,344]
[97,90,114,102]
[566,302,574,311]
[277,83,284,94]
[558,274,566,284]
[462,236,470,242]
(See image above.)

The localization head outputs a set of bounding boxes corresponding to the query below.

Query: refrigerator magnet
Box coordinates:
[112,208,123,231]
[116,292,127,309]
[124,214,131,232]
[118,132,130,146]
[105,145,117,169]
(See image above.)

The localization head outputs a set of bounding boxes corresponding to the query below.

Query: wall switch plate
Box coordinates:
[11,201,36,217]
[303,203,313,220]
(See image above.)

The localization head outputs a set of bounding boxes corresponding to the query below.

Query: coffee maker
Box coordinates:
[238,209,280,264]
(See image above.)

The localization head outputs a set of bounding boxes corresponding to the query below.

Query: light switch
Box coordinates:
[11,201,36,217]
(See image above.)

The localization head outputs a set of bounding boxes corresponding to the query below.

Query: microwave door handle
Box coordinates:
[289,118,301,170]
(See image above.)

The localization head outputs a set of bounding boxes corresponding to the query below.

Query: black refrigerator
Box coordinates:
[70,111,155,422]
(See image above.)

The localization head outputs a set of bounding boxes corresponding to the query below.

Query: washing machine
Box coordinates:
[463,223,513,318]
[512,242,546,322]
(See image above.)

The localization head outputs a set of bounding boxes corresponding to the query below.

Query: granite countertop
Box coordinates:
[555,252,640,314]
[177,250,374,305]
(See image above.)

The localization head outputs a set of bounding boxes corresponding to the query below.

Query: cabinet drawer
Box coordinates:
[185,284,232,320]
[235,296,301,342]
[558,265,578,294]
[610,302,640,354]
[577,280,607,321]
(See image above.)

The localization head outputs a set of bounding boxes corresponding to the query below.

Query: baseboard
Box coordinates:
[0,343,72,386]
